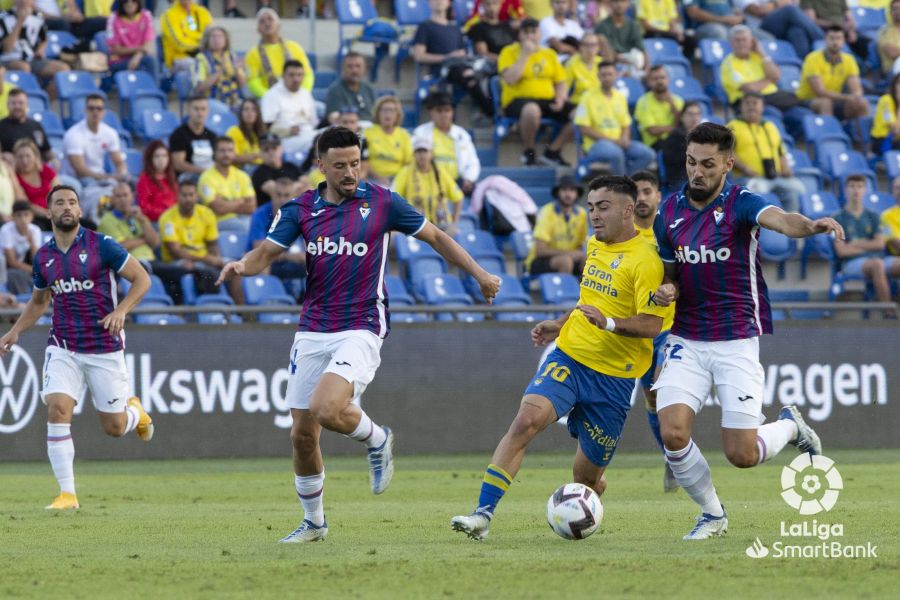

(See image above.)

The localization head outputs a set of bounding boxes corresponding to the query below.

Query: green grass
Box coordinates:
[1,450,898,599]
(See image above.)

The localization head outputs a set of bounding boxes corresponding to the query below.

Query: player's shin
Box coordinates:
[47,423,76,495]
[296,471,326,526]
[476,463,513,517]
[347,410,387,449]
[664,440,723,517]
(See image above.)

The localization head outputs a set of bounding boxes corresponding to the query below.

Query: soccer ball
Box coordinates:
[546,483,603,540]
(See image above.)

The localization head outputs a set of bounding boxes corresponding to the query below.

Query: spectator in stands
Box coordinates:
[540,0,585,60]
[659,100,704,192]
[170,95,217,175]
[720,25,802,112]
[245,8,314,99]
[881,176,900,255]
[260,59,317,157]
[0,158,25,221]
[498,18,574,166]
[522,0,554,20]
[98,181,160,268]
[160,0,212,72]
[107,0,160,86]
[62,93,126,221]
[247,176,306,281]
[225,98,265,167]
[737,0,824,58]
[833,174,900,306]
[0,89,52,165]
[0,200,40,293]
[37,0,108,47]
[13,137,56,226]
[197,136,256,231]
[159,173,243,304]
[594,0,648,77]
[685,0,745,40]
[0,0,70,82]
[879,0,900,75]
[802,0,871,60]
[525,174,588,277]
[871,73,900,154]
[0,63,11,120]
[797,25,869,119]
[392,134,464,233]
[576,61,655,175]
[301,112,370,190]
[412,0,494,118]
[565,33,612,105]
[191,26,246,110]
[728,92,804,213]
[467,0,517,66]
[413,91,481,195]
[324,51,376,123]
[634,64,684,149]
[251,133,304,206]
[365,95,412,185]
[637,0,685,43]
[136,140,177,223]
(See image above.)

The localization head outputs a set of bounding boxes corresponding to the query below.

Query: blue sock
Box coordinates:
[647,410,664,453]
[477,463,512,517]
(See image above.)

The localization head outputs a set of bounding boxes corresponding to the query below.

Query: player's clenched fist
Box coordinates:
[478,274,502,304]
[0,331,18,356]
[216,261,246,285]
[813,217,844,240]
[654,283,677,307]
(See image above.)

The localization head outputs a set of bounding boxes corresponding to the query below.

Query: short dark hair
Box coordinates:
[598,61,617,71]
[317,126,361,157]
[7,88,26,99]
[187,94,208,105]
[12,200,31,213]
[631,170,658,188]
[275,177,295,188]
[845,173,867,184]
[686,122,735,153]
[177,172,199,188]
[588,175,637,203]
[343,51,365,63]
[825,24,845,35]
[47,184,80,205]
[214,136,235,150]
[283,59,304,72]
[647,64,667,74]
[520,17,539,32]
[682,100,702,113]
[85,93,105,106]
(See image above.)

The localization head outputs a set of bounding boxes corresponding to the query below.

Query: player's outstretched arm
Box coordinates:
[758,206,845,240]
[415,222,502,304]
[577,304,663,339]
[216,240,285,285]
[0,288,51,357]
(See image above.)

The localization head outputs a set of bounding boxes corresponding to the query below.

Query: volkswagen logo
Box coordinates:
[0,346,39,434]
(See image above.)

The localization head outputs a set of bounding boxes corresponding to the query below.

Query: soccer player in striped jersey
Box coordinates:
[451,176,670,541]
[650,123,844,540]
[0,185,154,511]
[217,127,501,544]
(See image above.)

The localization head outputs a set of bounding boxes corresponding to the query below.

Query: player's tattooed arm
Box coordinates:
[0,288,51,355]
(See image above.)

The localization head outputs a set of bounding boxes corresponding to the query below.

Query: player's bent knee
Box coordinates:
[101,420,127,437]
[725,447,757,469]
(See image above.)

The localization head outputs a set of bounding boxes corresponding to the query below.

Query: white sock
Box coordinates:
[665,440,723,516]
[755,419,798,464]
[347,411,386,449]
[123,405,140,435]
[47,423,75,495]
[295,471,325,526]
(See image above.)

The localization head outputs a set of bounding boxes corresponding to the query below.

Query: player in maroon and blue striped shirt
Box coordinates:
[217,127,501,543]
[650,123,844,540]
[0,185,154,511]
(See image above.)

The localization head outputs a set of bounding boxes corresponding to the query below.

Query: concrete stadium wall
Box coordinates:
[1,323,896,461]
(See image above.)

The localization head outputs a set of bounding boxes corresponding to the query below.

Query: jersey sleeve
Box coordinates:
[265,200,303,248]
[631,249,670,320]
[735,189,777,225]
[99,234,131,272]
[387,191,427,235]
[652,210,675,262]
[32,254,47,290]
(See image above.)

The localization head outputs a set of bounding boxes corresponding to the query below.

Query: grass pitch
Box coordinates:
[1,450,898,599]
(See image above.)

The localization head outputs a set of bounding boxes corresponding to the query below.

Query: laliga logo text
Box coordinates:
[674,245,731,264]
[306,236,368,257]
[0,346,40,434]
[51,277,95,294]
[745,454,877,559]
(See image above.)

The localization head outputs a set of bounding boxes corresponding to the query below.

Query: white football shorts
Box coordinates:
[42,346,131,414]
[652,335,765,429]
[285,330,383,410]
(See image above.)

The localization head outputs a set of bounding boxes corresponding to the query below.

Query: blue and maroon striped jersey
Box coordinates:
[653,183,775,342]
[32,228,130,354]
[267,181,426,337]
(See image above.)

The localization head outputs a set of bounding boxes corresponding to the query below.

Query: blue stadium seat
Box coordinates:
[26,90,51,114]
[103,148,142,177]
[206,100,239,137]
[243,275,296,305]
[509,230,534,277]
[476,146,497,167]
[803,115,851,145]
[313,71,338,89]
[461,255,505,298]
[93,30,109,54]
[134,313,187,325]
[670,76,712,113]
[853,7,886,37]
[478,167,557,188]
[884,150,900,180]
[455,230,503,261]
[174,70,193,116]
[456,212,479,232]
[522,186,553,206]
[385,274,415,305]
[864,192,893,214]
[800,232,836,279]
[4,70,40,91]
[828,151,877,191]
[769,289,828,320]
[799,191,840,219]
[491,274,531,305]
[394,233,441,263]
[778,63,801,95]
[408,255,447,293]
[421,273,473,306]
[258,312,297,324]
[218,231,249,260]
[141,109,180,142]
[124,93,168,137]
[394,0,431,26]
[453,0,475,26]
[197,312,230,325]
[699,38,730,74]
[335,0,398,81]
[760,39,801,67]
[114,70,166,132]
[54,71,102,125]
[614,76,645,110]
[538,273,580,305]
[759,227,797,278]
[813,137,850,173]
[661,62,690,80]
[46,30,77,59]
[120,274,173,305]
[179,273,234,306]
[30,110,64,137]
[645,37,690,69]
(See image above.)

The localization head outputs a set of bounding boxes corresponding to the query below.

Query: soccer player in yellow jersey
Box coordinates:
[452,176,669,541]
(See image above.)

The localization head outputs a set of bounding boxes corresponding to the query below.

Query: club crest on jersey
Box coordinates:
[713,206,725,225]
[610,254,624,269]
[78,251,88,264]
[359,202,370,220]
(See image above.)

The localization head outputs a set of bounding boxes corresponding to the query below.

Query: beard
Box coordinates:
[687,173,724,203]
[52,214,78,232]
[635,204,653,219]
[336,178,358,199]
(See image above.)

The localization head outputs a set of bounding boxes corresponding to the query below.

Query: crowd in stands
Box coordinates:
[0,0,897,314]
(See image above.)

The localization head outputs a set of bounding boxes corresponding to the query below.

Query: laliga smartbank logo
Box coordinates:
[744,454,877,559]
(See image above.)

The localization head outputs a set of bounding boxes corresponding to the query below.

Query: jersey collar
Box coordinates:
[47,226,85,253]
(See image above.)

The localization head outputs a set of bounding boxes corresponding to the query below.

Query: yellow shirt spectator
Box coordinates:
[557,234,668,378]
[882,206,900,255]
[431,129,459,181]
[870,93,896,139]
[525,203,589,270]
[198,165,255,222]
[637,0,678,31]
[160,1,213,68]
[225,125,262,165]
[158,203,219,262]
[727,118,785,178]
[84,0,114,17]
[365,125,413,180]
[392,163,463,225]
[878,24,900,74]
[0,82,15,119]
[634,92,684,146]
[522,0,552,20]
[565,53,602,104]
[245,40,315,98]
[497,43,567,107]
[574,87,632,151]
[720,52,777,104]
[797,50,860,101]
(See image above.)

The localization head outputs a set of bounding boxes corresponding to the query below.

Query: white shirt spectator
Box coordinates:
[0,10,46,62]
[0,220,41,262]
[62,119,121,179]
[539,16,585,60]
[411,121,481,184]
[735,0,768,29]
[260,80,317,155]
[35,0,61,17]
